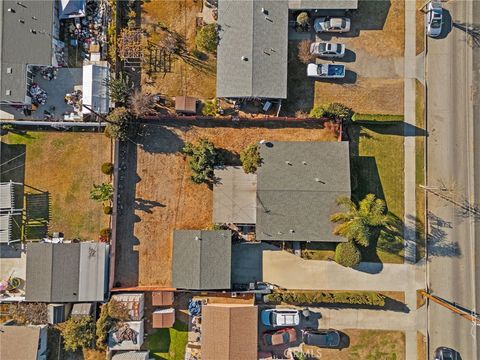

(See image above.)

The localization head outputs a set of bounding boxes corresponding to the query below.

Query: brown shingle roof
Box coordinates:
[202,304,257,360]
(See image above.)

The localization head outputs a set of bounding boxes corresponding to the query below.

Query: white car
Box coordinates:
[310,42,346,58]
[314,17,351,33]
[261,308,300,327]
[307,63,346,78]
[426,1,443,37]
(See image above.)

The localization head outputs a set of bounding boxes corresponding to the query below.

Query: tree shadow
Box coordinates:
[134,198,166,214]
[216,148,240,166]
[453,21,480,47]
[139,125,185,154]
[427,211,461,258]
[361,122,428,137]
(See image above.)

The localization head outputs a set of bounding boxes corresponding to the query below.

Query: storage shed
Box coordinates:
[175,96,197,114]
[152,308,175,328]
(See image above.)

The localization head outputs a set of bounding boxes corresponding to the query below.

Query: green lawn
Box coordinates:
[146,320,188,360]
[351,123,405,263]
[1,130,111,240]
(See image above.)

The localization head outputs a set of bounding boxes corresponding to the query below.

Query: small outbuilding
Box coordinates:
[175,96,197,115]
[111,352,149,360]
[172,230,232,290]
[152,308,175,328]
[110,293,145,321]
[108,320,144,351]
[152,291,174,307]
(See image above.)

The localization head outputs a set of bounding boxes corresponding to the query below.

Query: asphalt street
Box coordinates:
[426,0,480,359]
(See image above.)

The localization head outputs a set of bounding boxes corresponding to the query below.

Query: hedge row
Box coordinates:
[351,113,404,123]
[265,291,386,307]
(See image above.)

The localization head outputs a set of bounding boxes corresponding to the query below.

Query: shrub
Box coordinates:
[90,183,114,202]
[202,99,218,116]
[100,228,112,238]
[240,144,262,174]
[129,90,157,117]
[101,162,114,175]
[334,241,362,267]
[104,75,130,104]
[264,290,385,307]
[182,139,218,184]
[96,300,130,351]
[128,10,136,19]
[195,24,218,53]
[296,12,309,26]
[103,205,113,215]
[127,19,136,29]
[351,113,405,124]
[105,107,132,141]
[57,316,95,351]
[310,103,353,121]
[297,40,314,64]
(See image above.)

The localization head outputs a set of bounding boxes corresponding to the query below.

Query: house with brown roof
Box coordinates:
[201,304,258,360]
[0,324,48,360]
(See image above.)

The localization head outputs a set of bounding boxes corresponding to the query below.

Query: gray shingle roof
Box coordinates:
[216,0,289,99]
[172,230,232,290]
[288,0,358,9]
[25,243,108,302]
[256,141,351,242]
[0,0,55,103]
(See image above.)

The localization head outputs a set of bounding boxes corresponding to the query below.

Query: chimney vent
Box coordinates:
[285,161,292,166]
[7,8,15,13]
[241,56,248,61]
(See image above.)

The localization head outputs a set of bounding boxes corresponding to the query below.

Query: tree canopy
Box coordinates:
[58,316,95,352]
[90,183,114,203]
[240,144,262,174]
[182,139,218,184]
[195,24,218,53]
[330,194,393,247]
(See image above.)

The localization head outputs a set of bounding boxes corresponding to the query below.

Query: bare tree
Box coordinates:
[129,90,157,117]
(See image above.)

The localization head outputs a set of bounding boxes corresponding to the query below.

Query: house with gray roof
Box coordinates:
[172,230,232,290]
[25,242,109,302]
[0,0,60,109]
[216,0,357,99]
[214,142,351,242]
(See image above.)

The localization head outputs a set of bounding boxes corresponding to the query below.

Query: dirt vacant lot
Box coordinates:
[141,0,216,99]
[131,121,338,287]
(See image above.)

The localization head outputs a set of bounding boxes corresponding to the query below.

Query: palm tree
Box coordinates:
[329,194,393,247]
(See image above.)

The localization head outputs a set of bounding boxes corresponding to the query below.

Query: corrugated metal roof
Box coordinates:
[0,182,13,209]
[25,243,108,302]
[172,230,232,290]
[256,141,351,242]
[213,166,257,224]
[82,62,110,114]
[111,351,149,360]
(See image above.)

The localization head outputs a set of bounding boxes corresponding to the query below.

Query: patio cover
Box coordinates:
[213,166,257,224]
[0,215,11,244]
[82,62,110,115]
[0,182,13,210]
[59,0,86,19]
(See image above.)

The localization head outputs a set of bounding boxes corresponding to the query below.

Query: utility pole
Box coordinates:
[420,290,480,325]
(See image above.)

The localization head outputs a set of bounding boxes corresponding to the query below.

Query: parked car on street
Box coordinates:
[434,347,460,360]
[310,42,346,58]
[307,63,345,78]
[426,1,443,37]
[261,308,300,327]
[302,329,341,348]
[263,327,297,346]
[314,17,351,33]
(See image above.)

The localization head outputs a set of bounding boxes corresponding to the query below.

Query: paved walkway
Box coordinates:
[404,0,419,265]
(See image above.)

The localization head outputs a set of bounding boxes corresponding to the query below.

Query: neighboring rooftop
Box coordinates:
[216,0,289,99]
[172,230,232,290]
[0,325,47,360]
[202,304,258,360]
[0,0,56,103]
[256,141,351,242]
[25,242,109,302]
[213,166,257,224]
[288,0,358,9]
